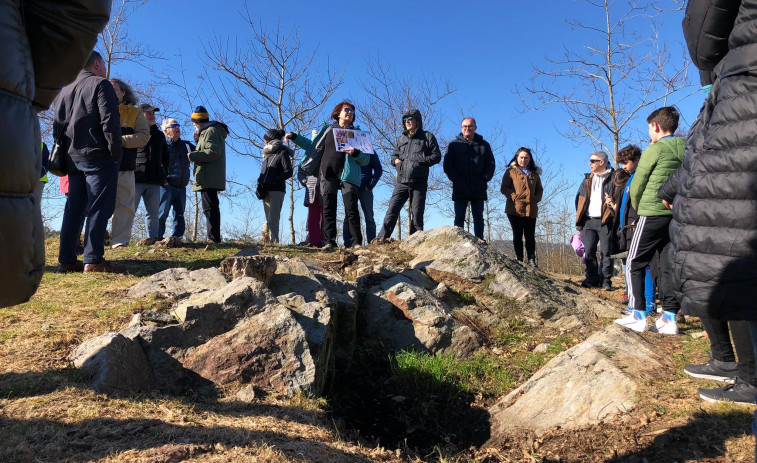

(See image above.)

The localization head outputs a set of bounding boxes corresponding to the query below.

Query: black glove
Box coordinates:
[576,226,583,232]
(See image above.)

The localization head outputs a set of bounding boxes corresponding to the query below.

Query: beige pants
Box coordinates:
[110,171,135,247]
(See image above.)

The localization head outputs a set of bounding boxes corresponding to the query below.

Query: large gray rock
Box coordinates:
[219,255,277,284]
[70,333,156,394]
[182,304,333,396]
[362,274,480,355]
[400,226,617,326]
[126,267,227,300]
[487,324,670,440]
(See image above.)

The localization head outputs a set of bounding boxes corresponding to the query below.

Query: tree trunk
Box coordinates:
[289,176,295,244]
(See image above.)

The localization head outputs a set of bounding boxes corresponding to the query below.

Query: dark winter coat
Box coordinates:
[575,169,615,228]
[663,0,757,320]
[165,138,194,188]
[443,133,495,200]
[135,124,169,185]
[258,140,294,192]
[392,109,441,185]
[189,121,228,192]
[609,170,638,254]
[500,162,543,218]
[1,0,111,308]
[360,152,383,189]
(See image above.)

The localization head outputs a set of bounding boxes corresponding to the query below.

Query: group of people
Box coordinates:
[267,100,544,265]
[52,50,228,273]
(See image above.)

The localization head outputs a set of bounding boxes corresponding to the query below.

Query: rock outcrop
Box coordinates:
[487,324,671,441]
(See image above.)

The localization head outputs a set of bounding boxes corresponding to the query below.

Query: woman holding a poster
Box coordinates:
[286,100,369,251]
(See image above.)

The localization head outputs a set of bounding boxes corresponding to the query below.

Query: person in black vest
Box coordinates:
[134,103,169,244]
[158,118,194,241]
[443,117,495,240]
[376,108,440,241]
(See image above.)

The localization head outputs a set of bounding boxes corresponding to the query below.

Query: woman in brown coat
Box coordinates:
[500,147,544,266]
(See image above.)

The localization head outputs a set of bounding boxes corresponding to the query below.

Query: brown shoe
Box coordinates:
[84,260,125,274]
[58,261,84,273]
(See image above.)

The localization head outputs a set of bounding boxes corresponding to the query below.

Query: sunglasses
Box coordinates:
[341,108,355,114]
[168,124,181,128]
[404,117,414,122]
[590,159,602,163]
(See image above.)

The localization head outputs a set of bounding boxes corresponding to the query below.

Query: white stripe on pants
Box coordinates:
[625,215,646,311]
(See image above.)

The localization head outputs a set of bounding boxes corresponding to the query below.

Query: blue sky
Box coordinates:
[49,0,702,242]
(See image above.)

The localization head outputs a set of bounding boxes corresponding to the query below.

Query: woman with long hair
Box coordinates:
[500,147,543,267]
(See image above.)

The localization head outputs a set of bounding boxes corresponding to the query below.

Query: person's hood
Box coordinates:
[401,108,423,133]
[263,139,288,158]
[199,121,230,137]
[509,161,542,175]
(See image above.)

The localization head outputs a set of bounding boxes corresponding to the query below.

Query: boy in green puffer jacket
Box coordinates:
[616,106,685,335]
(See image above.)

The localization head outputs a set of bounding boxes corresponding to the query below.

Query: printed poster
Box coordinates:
[332,128,375,154]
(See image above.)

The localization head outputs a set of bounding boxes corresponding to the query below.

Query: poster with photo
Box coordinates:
[332,128,375,153]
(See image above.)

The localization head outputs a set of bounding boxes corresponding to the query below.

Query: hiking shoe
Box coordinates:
[684,358,738,383]
[84,260,125,274]
[649,311,679,335]
[698,377,757,405]
[57,261,84,273]
[137,237,159,246]
[617,293,629,304]
[581,279,600,288]
[320,242,337,252]
[614,309,648,333]
[602,281,613,291]
[527,259,538,269]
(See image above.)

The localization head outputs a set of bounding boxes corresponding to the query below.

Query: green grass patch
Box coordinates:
[491,317,531,349]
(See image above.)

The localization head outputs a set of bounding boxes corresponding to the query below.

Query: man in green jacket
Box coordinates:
[188,105,228,243]
[615,107,685,335]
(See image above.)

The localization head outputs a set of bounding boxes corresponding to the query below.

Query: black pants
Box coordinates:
[507,214,536,261]
[627,215,679,313]
[378,182,428,239]
[454,199,485,239]
[321,177,361,246]
[701,317,756,384]
[201,189,221,243]
[581,217,613,285]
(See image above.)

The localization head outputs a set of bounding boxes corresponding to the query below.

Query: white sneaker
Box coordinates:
[614,310,648,333]
[649,311,679,335]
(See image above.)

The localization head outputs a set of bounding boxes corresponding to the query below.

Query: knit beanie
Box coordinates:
[264,128,285,143]
[191,105,210,123]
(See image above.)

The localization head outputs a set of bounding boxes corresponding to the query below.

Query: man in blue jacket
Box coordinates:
[158,117,194,241]
[343,150,382,247]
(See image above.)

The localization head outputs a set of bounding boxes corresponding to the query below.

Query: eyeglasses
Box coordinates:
[462,125,476,129]
[341,108,355,114]
[168,124,180,128]
[590,159,602,163]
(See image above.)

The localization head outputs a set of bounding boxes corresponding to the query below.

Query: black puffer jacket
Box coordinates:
[0,0,111,308]
[443,133,496,200]
[664,0,757,320]
[392,109,441,185]
[135,124,169,185]
[258,140,294,192]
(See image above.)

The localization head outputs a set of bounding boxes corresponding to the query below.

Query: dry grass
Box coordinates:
[1,239,755,462]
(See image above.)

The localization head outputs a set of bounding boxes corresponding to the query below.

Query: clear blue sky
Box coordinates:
[57,0,702,243]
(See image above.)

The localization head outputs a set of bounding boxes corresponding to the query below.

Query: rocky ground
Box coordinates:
[0,229,754,462]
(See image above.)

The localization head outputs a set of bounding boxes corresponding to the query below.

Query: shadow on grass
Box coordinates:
[0,415,374,462]
[329,346,491,458]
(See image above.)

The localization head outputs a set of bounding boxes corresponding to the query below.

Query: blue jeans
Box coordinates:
[59,157,119,265]
[158,184,186,238]
[343,186,376,246]
[454,199,485,240]
[134,183,160,238]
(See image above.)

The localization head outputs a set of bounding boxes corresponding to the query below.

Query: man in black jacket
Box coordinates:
[0,0,111,306]
[376,108,440,240]
[134,104,169,244]
[55,51,124,273]
[443,117,495,240]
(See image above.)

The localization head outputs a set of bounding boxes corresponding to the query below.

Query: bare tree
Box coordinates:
[99,0,163,79]
[359,56,456,239]
[517,0,695,157]
[203,3,342,244]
